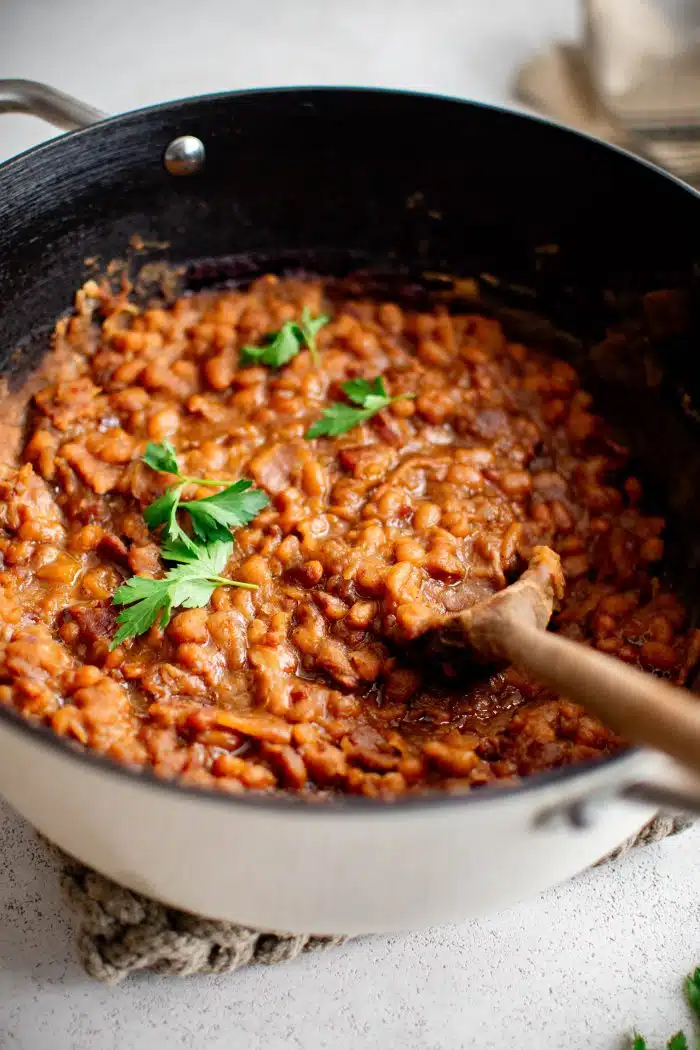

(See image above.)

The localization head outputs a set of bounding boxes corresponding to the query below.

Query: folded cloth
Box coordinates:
[516,0,700,187]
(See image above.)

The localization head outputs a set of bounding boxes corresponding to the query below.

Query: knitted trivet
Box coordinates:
[56,814,692,984]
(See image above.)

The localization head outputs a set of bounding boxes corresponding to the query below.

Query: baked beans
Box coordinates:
[0,275,696,799]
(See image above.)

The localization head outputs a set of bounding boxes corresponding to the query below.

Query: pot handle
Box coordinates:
[534,754,700,829]
[621,773,700,817]
[0,79,105,131]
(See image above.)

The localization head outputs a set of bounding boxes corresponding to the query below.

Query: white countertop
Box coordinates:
[1,1,699,1048]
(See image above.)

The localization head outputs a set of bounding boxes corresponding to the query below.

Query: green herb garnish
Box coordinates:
[687,970,700,1020]
[240,308,329,368]
[111,539,256,648]
[142,440,269,545]
[142,439,180,475]
[181,481,269,545]
[306,376,415,439]
[633,969,700,1049]
[110,442,269,646]
[296,306,329,364]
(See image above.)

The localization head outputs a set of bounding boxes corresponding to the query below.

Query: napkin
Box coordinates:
[516,0,700,187]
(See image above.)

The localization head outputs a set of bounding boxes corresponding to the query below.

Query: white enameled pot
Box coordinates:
[0,707,697,933]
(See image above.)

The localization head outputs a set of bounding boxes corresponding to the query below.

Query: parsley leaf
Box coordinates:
[143,487,200,554]
[143,485,183,535]
[240,310,329,368]
[306,375,415,439]
[297,306,329,364]
[182,481,271,544]
[306,402,372,439]
[342,376,387,406]
[632,967,700,1050]
[143,439,180,475]
[633,1031,691,1050]
[141,443,269,546]
[160,536,232,573]
[111,445,271,646]
[110,538,257,648]
[240,323,302,368]
[686,970,700,1021]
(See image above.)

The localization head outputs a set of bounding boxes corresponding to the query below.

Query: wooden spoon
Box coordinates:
[425,546,700,773]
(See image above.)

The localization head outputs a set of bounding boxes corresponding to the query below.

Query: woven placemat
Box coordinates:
[52,813,692,983]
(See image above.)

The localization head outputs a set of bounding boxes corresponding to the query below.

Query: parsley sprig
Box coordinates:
[306,376,415,439]
[142,440,269,546]
[240,307,329,367]
[633,968,700,1049]
[109,441,269,647]
[111,538,256,648]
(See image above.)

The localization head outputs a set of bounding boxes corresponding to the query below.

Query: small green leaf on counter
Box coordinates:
[686,970,700,1021]
[632,967,700,1050]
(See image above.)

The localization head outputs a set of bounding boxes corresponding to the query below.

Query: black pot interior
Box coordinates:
[1,86,700,609]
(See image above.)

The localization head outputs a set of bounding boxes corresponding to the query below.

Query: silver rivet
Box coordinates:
[164,135,205,176]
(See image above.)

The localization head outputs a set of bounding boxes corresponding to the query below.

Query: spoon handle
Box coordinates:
[500,618,700,772]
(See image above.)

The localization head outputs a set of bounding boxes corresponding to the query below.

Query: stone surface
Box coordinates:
[2,0,699,1047]
[0,800,699,1050]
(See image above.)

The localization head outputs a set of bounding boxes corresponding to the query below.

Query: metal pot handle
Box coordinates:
[0,78,105,130]
[621,775,700,817]
[535,755,700,829]
[0,78,205,175]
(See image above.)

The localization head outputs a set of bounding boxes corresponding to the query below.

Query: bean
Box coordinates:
[36,553,80,584]
[499,471,531,498]
[393,539,425,566]
[423,741,479,776]
[346,601,377,630]
[413,503,441,530]
[384,562,422,604]
[355,558,387,596]
[648,616,674,645]
[641,641,678,671]
[395,602,439,639]
[378,303,404,333]
[640,537,664,562]
[147,409,180,441]
[81,567,120,600]
[169,609,209,645]
[599,593,638,617]
[416,390,454,424]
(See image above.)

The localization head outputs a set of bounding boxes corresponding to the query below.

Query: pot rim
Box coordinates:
[2,82,699,201]
[0,688,639,816]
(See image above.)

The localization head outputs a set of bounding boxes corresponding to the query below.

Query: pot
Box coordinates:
[0,79,699,935]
